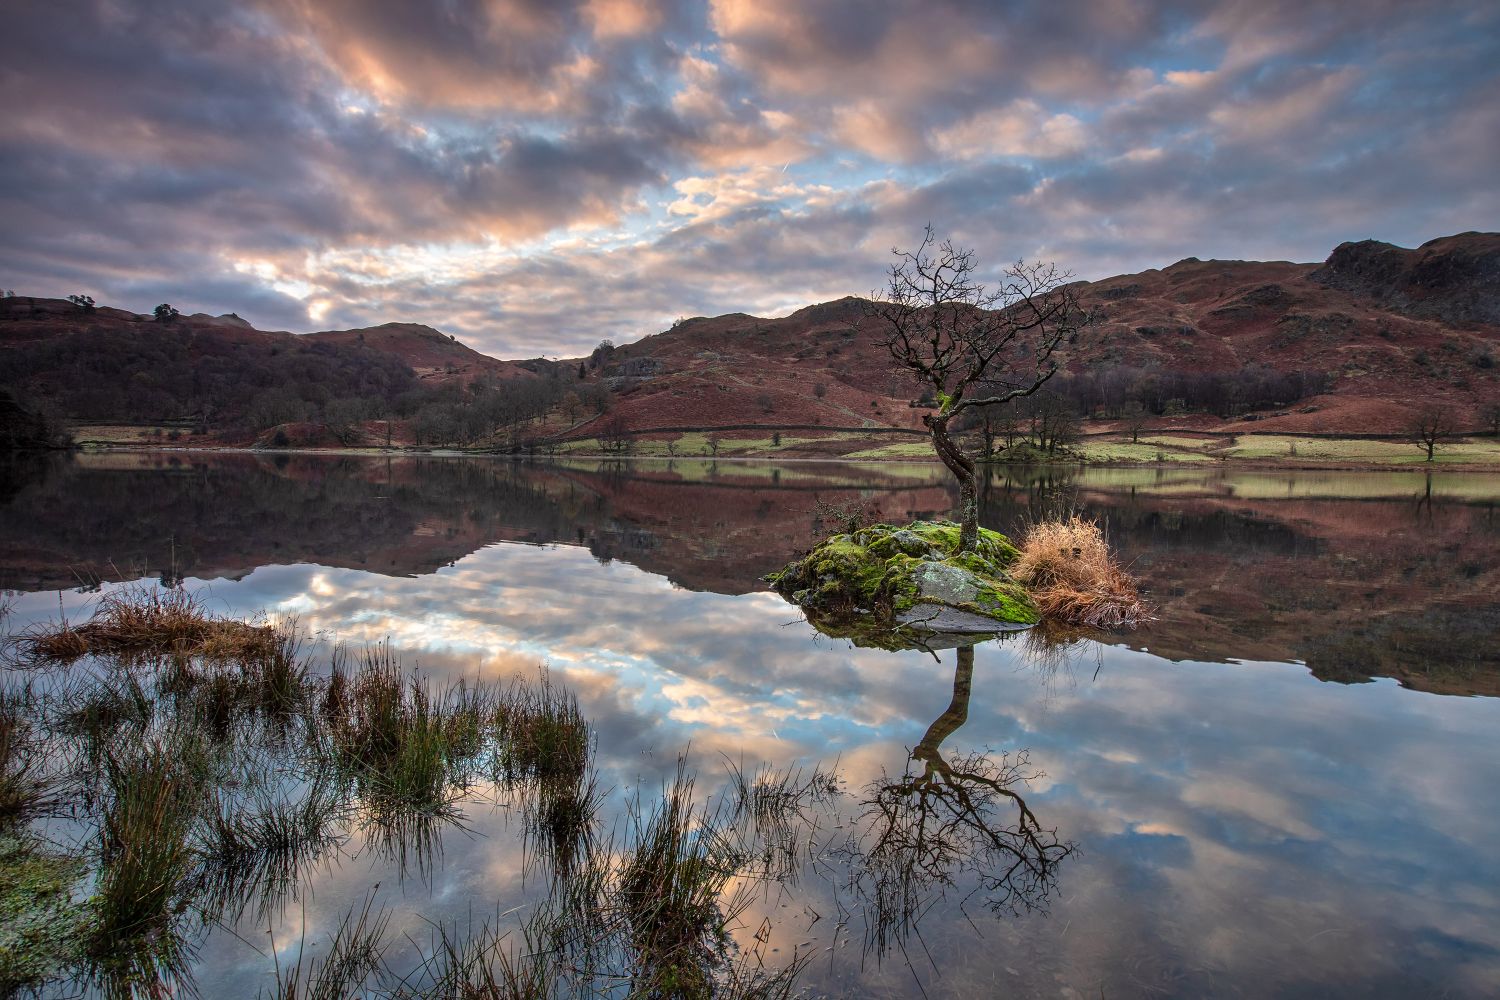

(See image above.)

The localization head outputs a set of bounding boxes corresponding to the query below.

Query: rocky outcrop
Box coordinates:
[1311,232,1500,326]
[766,520,1037,647]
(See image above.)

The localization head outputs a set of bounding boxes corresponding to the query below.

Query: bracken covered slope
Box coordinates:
[2,232,1495,437]
[571,232,1499,437]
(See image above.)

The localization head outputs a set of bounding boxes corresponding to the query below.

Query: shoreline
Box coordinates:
[52,441,1500,474]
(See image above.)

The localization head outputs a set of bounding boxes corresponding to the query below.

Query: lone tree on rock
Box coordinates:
[870,226,1090,551]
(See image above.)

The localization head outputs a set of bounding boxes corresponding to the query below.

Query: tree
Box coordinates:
[871,227,1089,551]
[1121,400,1148,443]
[67,293,96,312]
[596,413,632,454]
[1409,404,1451,462]
[153,303,179,322]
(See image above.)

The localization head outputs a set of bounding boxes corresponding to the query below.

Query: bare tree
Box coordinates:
[871,227,1089,551]
[596,413,632,455]
[1121,399,1148,443]
[1409,404,1452,462]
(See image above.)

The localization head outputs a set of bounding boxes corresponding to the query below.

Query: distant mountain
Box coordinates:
[2,232,1495,441]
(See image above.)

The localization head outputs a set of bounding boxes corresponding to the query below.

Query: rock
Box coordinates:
[1311,233,1500,326]
[765,519,1038,647]
[895,605,1032,634]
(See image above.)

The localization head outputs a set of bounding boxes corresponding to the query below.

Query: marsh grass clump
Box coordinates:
[18,584,279,662]
[269,894,388,1000]
[88,740,206,993]
[620,769,745,994]
[493,670,589,785]
[0,692,56,828]
[324,645,498,845]
[247,632,311,717]
[198,782,349,922]
[1013,515,1149,629]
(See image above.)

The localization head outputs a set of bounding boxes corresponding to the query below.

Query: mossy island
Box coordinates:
[766,520,1040,648]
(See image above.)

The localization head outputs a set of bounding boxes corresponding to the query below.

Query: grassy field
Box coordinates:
[1079,432,1500,467]
[842,442,938,460]
[1222,434,1500,464]
[1081,440,1218,463]
[70,424,194,446]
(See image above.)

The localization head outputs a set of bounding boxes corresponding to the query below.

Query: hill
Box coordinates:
[1,232,1495,448]
[568,232,1499,441]
[0,298,548,443]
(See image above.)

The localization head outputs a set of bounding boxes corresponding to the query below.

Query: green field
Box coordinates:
[1079,432,1500,467]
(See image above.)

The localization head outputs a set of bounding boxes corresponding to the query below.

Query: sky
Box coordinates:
[2,0,1497,359]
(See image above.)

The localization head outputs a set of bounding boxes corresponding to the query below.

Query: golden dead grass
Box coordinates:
[19,585,278,662]
[1014,516,1150,630]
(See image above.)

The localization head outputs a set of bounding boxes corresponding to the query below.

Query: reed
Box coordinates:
[0,691,54,827]
[91,743,202,952]
[268,893,388,1000]
[620,767,742,995]
[492,669,589,785]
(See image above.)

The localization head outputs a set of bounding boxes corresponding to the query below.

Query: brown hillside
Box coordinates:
[305,322,532,384]
[0,298,520,389]
[565,232,1499,437]
[3,232,1495,441]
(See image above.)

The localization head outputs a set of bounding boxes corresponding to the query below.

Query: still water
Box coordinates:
[3,451,1499,997]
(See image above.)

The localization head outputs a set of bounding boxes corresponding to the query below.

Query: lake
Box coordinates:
[2,451,1499,998]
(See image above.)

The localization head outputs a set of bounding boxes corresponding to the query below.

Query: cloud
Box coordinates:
[1,0,1496,350]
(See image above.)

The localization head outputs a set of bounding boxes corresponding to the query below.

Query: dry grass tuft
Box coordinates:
[1014,516,1150,630]
[18,585,278,662]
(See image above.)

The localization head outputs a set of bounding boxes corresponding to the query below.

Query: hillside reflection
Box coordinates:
[2,451,1497,695]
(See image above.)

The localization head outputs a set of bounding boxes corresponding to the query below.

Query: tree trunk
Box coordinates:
[912,646,974,761]
[926,413,979,551]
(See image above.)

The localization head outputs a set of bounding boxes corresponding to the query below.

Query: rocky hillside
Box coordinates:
[2,232,1495,441]
[574,232,1499,437]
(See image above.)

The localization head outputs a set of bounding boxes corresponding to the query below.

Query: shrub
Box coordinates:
[1013,516,1148,629]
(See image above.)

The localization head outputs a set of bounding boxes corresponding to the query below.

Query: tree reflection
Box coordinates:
[849,643,1073,956]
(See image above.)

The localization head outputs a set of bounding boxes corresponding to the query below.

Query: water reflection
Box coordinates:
[2,454,1500,997]
[849,644,1072,957]
[3,452,1496,694]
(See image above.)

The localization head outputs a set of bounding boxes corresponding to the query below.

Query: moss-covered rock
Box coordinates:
[766,520,1037,645]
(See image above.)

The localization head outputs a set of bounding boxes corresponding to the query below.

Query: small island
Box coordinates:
[768,514,1147,648]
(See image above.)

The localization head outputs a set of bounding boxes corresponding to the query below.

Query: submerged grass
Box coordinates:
[2,585,823,998]
[0,691,56,828]
[269,893,388,1000]
[1013,515,1150,629]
